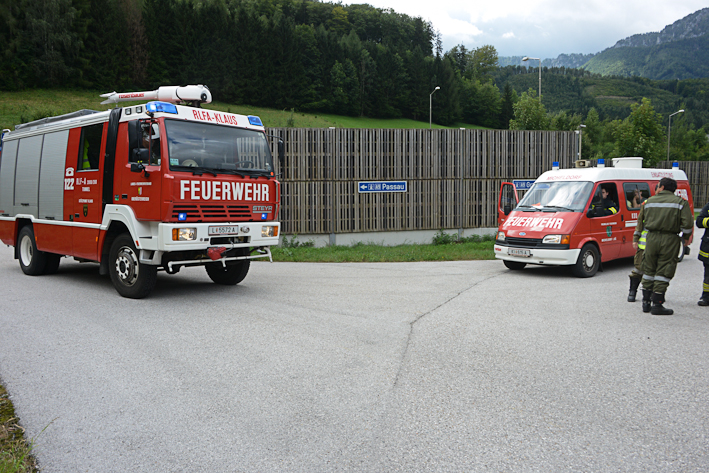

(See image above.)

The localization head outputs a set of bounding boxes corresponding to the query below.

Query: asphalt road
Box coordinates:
[1,240,708,472]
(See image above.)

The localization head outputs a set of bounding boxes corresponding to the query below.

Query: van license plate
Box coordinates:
[209,226,239,235]
[509,248,531,257]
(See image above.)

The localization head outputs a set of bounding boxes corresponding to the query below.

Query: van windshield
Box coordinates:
[164,119,274,176]
[516,181,593,212]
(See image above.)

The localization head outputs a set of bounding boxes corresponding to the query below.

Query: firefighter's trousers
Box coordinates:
[641,232,681,294]
[630,248,644,279]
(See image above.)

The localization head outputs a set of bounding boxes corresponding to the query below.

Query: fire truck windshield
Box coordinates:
[517,181,593,212]
[164,120,274,175]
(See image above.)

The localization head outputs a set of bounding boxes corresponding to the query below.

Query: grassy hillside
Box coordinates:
[0,89,486,132]
[583,36,709,80]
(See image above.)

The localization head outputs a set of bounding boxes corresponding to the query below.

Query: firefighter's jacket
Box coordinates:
[633,201,648,249]
[587,197,618,217]
[636,190,693,242]
[696,202,709,263]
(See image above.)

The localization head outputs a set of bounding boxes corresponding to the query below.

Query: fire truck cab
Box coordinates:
[494,157,693,277]
[0,85,282,298]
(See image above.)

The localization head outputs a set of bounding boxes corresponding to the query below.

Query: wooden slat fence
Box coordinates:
[267,128,709,234]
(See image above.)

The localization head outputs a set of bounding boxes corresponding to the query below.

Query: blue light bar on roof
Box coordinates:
[248,115,263,126]
[146,101,178,114]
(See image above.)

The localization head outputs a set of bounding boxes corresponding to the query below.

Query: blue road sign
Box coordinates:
[358,181,407,193]
[513,180,535,190]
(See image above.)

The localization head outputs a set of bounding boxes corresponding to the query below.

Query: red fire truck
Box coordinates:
[495,158,693,277]
[0,85,282,298]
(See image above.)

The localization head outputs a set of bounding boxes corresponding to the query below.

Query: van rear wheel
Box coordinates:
[18,226,47,275]
[109,234,157,298]
[572,243,600,278]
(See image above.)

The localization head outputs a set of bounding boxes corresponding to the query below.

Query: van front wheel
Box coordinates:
[572,244,600,278]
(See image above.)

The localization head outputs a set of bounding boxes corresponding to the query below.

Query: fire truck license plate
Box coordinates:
[209,226,239,235]
[509,248,531,257]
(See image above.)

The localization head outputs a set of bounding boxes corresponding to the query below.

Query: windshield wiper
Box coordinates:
[542,205,576,212]
[172,165,218,177]
[516,205,541,212]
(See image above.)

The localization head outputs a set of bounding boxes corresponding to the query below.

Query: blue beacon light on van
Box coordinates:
[248,115,263,126]
[146,101,178,114]
[178,213,187,221]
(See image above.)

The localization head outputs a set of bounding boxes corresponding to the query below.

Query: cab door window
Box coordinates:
[623,182,650,210]
[587,183,619,217]
[77,123,103,171]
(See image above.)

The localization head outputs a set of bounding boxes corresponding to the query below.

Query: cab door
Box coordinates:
[71,122,106,260]
[116,119,162,221]
[586,182,622,261]
[498,182,519,226]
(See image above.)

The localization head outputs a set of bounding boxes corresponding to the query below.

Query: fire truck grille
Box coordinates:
[171,204,251,221]
[504,237,544,247]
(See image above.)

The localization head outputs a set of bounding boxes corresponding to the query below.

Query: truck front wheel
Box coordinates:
[109,234,157,298]
[205,250,250,285]
[18,226,47,275]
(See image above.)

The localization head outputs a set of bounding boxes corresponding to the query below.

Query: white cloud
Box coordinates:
[347,0,707,58]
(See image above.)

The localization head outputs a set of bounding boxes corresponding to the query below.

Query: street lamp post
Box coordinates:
[522,56,541,102]
[575,124,586,160]
[429,86,440,129]
[667,109,685,160]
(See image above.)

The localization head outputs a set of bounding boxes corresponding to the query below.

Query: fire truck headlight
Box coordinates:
[261,225,279,238]
[172,227,197,241]
[496,231,506,242]
[543,234,570,245]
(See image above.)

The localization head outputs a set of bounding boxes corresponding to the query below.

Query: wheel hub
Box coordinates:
[20,235,33,266]
[115,247,139,286]
[584,251,595,270]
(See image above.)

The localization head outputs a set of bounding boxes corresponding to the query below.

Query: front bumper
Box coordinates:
[494,245,580,266]
[152,221,280,252]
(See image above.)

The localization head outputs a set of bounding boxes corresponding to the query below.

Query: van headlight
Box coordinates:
[261,225,279,238]
[542,234,570,245]
[172,227,196,241]
[496,231,506,242]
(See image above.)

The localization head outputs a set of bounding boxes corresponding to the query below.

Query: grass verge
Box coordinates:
[0,380,38,473]
[269,233,496,263]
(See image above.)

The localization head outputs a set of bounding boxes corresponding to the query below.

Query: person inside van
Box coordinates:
[628,188,646,208]
[587,185,618,217]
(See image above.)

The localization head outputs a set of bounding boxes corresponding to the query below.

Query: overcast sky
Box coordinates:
[347,0,708,59]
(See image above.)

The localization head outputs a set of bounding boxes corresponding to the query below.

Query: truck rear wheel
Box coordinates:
[109,234,157,299]
[18,226,47,275]
[572,243,600,278]
[205,250,250,285]
[44,253,62,274]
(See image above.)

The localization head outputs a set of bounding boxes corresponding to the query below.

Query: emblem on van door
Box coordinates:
[606,227,612,237]
[83,204,88,217]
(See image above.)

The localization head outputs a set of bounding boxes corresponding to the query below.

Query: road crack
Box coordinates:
[391,271,504,389]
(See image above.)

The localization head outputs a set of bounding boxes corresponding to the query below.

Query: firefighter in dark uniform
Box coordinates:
[628,201,647,303]
[695,202,709,306]
[587,186,618,217]
[639,177,694,315]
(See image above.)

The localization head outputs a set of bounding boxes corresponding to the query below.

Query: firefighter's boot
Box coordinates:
[641,289,652,313]
[650,292,674,316]
[628,277,641,302]
[698,292,709,306]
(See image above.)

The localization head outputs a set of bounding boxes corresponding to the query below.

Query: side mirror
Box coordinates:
[503,204,512,215]
[278,140,284,160]
[131,162,145,173]
[132,148,149,163]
